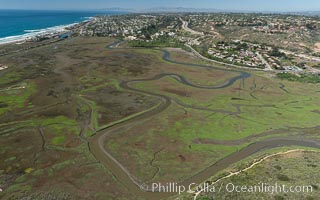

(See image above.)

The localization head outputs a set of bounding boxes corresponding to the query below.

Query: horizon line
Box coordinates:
[1,7,320,13]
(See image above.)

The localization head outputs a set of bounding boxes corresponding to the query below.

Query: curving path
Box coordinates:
[88,41,320,199]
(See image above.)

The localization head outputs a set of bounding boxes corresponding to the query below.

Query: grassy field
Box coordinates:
[0,37,148,200]
[0,36,319,200]
[131,70,320,141]
[102,46,320,186]
[277,73,320,84]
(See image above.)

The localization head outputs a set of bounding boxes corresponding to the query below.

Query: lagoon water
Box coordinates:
[0,10,122,44]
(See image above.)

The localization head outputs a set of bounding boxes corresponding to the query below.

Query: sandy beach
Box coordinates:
[0,23,78,45]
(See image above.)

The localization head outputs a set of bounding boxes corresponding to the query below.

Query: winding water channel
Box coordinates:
[88,41,320,199]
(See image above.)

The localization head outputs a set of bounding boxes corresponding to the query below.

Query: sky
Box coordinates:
[1,0,320,12]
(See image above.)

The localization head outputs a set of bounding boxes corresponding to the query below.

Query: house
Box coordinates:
[0,64,8,71]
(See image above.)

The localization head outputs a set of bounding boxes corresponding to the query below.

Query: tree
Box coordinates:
[269,48,286,58]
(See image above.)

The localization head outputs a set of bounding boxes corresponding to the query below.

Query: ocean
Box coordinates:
[0,10,124,44]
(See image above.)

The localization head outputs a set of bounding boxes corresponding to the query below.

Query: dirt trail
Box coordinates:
[191,149,320,200]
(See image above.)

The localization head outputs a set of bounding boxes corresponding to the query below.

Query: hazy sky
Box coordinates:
[1,0,320,11]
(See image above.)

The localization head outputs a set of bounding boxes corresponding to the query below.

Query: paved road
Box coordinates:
[180,18,204,36]
[186,43,280,72]
[256,52,273,71]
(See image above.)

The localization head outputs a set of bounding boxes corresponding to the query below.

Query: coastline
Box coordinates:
[0,17,95,46]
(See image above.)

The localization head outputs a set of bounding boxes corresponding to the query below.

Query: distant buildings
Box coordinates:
[79,15,180,39]
[75,13,320,73]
